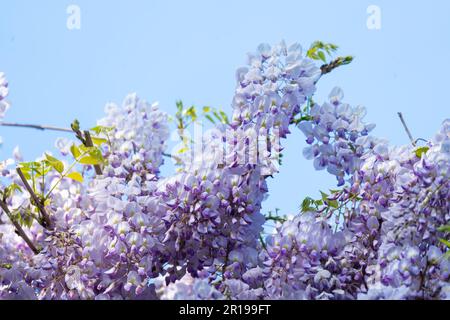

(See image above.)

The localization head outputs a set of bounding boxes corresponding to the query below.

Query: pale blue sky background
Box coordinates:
[0,1,449,215]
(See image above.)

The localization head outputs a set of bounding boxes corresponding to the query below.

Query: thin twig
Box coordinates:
[0,122,72,133]
[1,120,178,164]
[16,167,54,230]
[83,130,103,175]
[162,152,183,163]
[0,200,40,254]
[320,56,353,76]
[397,112,417,147]
[265,215,287,223]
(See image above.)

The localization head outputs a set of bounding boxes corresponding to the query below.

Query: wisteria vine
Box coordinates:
[0,41,448,300]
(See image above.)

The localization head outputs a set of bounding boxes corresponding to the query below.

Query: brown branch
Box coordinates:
[0,122,72,133]
[320,56,354,76]
[16,167,54,230]
[0,200,40,254]
[83,130,103,175]
[397,112,417,147]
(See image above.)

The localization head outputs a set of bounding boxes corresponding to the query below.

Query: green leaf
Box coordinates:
[17,163,32,179]
[78,145,104,163]
[79,156,102,165]
[320,191,329,200]
[78,145,93,153]
[307,51,317,60]
[330,43,339,50]
[26,161,51,177]
[318,51,327,63]
[184,106,197,122]
[438,225,450,233]
[212,110,222,122]
[45,154,59,163]
[9,183,23,193]
[90,126,101,134]
[415,146,429,158]
[203,106,211,113]
[440,238,450,248]
[314,199,323,206]
[219,110,229,124]
[19,161,41,172]
[71,119,80,132]
[90,125,114,135]
[70,144,81,159]
[21,171,32,180]
[18,162,31,169]
[328,200,339,209]
[4,183,23,199]
[45,154,64,174]
[13,208,33,228]
[66,172,83,183]
[300,197,315,212]
[177,147,189,154]
[343,56,353,64]
[91,137,108,146]
[176,101,183,113]
[88,148,104,162]
[205,114,215,124]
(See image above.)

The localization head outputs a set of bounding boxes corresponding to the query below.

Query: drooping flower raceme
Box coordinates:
[38,95,171,299]
[298,87,378,186]
[358,120,450,299]
[153,41,322,286]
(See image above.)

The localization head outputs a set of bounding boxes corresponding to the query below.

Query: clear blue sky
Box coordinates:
[1,0,449,216]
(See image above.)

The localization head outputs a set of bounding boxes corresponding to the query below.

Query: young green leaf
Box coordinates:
[328,200,339,209]
[71,119,80,132]
[177,147,189,154]
[219,110,229,124]
[70,144,81,159]
[320,191,329,200]
[45,154,64,174]
[439,238,450,248]
[318,51,327,63]
[415,146,429,158]
[91,137,108,146]
[90,125,114,135]
[88,148,104,162]
[3,183,23,199]
[184,106,198,122]
[205,114,215,124]
[438,224,450,233]
[79,156,102,165]
[67,172,83,183]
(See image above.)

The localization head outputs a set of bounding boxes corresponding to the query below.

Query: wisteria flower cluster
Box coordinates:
[0,41,448,300]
